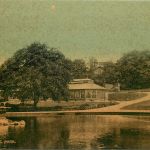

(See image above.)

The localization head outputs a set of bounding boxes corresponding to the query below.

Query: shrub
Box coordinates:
[79,104,90,110]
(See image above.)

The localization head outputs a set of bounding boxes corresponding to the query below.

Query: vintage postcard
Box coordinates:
[0,0,150,149]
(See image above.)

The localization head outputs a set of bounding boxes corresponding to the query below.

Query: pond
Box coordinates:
[0,115,150,149]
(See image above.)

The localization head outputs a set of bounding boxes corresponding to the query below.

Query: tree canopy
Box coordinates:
[84,50,150,90]
[70,59,87,79]
[116,50,150,89]
[0,43,72,106]
[93,62,118,86]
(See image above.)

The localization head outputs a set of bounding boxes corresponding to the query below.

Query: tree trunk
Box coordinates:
[32,91,38,110]
[3,94,8,101]
[33,99,38,110]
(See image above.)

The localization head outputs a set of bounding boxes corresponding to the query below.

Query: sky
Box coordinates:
[1,0,150,64]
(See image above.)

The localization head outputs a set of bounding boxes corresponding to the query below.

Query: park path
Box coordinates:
[82,92,150,112]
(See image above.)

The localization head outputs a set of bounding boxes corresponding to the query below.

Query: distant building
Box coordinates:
[93,61,114,75]
[68,79,107,100]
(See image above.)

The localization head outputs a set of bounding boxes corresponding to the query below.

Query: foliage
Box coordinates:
[98,62,119,85]
[87,57,99,78]
[116,50,150,89]
[0,58,17,100]
[0,42,72,106]
[70,59,87,79]
[90,50,150,89]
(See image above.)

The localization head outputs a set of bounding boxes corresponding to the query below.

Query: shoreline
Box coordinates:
[1,110,150,117]
[1,92,150,117]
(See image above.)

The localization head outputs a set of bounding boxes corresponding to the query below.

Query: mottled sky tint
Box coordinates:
[0,0,150,64]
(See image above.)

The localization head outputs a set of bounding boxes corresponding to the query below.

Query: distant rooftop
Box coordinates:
[69,79,106,90]
[70,78,94,84]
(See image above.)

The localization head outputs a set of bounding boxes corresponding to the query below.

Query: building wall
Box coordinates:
[69,89,106,100]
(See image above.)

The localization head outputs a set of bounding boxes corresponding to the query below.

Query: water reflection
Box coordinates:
[0,115,150,149]
[0,117,25,148]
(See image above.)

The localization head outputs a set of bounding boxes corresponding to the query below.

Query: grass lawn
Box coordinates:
[122,100,150,110]
[108,92,146,101]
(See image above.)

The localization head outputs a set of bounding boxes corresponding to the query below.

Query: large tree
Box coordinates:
[0,43,72,107]
[93,62,119,86]
[0,58,16,101]
[117,50,150,89]
[87,57,98,78]
[70,59,87,79]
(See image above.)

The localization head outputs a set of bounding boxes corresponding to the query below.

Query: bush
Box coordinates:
[97,103,106,108]
[79,104,90,110]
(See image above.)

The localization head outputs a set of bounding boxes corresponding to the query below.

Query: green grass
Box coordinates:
[108,92,146,101]
[122,100,150,110]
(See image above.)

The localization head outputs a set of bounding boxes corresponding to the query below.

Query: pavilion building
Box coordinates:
[68,79,107,100]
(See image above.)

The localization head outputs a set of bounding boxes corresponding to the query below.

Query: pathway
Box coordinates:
[83,92,150,112]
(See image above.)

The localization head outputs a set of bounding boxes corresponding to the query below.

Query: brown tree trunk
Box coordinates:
[33,99,38,110]
[4,95,8,101]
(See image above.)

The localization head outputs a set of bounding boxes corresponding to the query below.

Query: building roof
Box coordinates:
[70,78,94,84]
[68,83,106,90]
[68,79,106,90]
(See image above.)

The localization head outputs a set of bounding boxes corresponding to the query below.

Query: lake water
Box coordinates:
[0,115,150,149]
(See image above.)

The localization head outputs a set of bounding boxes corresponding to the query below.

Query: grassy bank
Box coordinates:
[6,101,118,112]
[4,111,150,117]
[108,92,146,101]
[122,100,150,110]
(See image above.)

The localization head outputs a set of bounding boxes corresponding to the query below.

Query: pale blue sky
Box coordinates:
[1,0,150,64]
